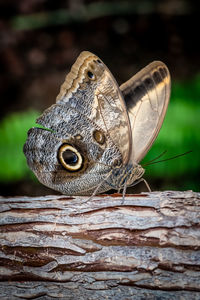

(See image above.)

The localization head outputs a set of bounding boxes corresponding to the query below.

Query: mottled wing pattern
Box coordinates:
[24,51,133,195]
[120,61,171,163]
[24,54,170,195]
[55,51,132,165]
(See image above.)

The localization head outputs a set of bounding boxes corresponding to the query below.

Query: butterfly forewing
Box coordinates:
[120,61,171,163]
[56,51,132,165]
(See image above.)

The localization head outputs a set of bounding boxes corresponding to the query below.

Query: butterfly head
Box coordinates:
[106,163,145,191]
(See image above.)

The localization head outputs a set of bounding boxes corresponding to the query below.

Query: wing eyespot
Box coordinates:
[87,70,96,80]
[58,144,84,172]
[93,130,106,145]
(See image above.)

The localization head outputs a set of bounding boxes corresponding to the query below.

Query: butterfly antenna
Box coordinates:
[143,150,192,167]
[142,150,168,165]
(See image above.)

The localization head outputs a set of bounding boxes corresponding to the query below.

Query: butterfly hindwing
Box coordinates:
[120,61,171,163]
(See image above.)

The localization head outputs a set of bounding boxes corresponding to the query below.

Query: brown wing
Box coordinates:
[120,61,171,163]
[56,51,132,165]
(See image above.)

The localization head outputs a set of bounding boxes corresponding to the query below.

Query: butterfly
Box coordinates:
[23,51,171,196]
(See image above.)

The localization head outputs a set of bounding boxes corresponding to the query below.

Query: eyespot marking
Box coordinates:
[58,144,83,172]
[87,71,96,80]
[93,130,106,145]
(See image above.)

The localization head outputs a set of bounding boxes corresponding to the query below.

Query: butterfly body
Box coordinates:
[105,163,145,191]
[24,51,170,195]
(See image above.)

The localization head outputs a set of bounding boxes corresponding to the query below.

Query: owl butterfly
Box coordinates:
[24,51,170,196]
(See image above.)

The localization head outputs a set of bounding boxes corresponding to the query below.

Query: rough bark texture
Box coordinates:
[0,190,200,299]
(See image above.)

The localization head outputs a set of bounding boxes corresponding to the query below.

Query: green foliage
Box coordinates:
[11,2,154,30]
[0,75,199,191]
[0,110,39,182]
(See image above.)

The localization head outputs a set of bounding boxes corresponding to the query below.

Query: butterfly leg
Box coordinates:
[83,171,113,203]
[117,181,128,204]
[141,178,151,192]
[130,177,151,192]
[121,181,128,204]
[82,182,104,203]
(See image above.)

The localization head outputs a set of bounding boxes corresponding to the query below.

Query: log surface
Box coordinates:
[0,190,200,299]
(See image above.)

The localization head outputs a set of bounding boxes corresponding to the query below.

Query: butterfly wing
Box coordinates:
[120,61,171,163]
[55,51,132,165]
[24,51,132,195]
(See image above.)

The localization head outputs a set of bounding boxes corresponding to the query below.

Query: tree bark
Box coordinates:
[0,190,200,299]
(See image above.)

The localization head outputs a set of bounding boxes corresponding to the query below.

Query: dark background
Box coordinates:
[0,0,199,196]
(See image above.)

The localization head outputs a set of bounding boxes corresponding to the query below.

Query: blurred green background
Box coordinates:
[0,0,199,196]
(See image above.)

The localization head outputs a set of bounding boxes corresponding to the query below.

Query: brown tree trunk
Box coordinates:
[0,190,200,299]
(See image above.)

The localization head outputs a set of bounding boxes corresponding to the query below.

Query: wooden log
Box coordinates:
[0,190,200,299]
